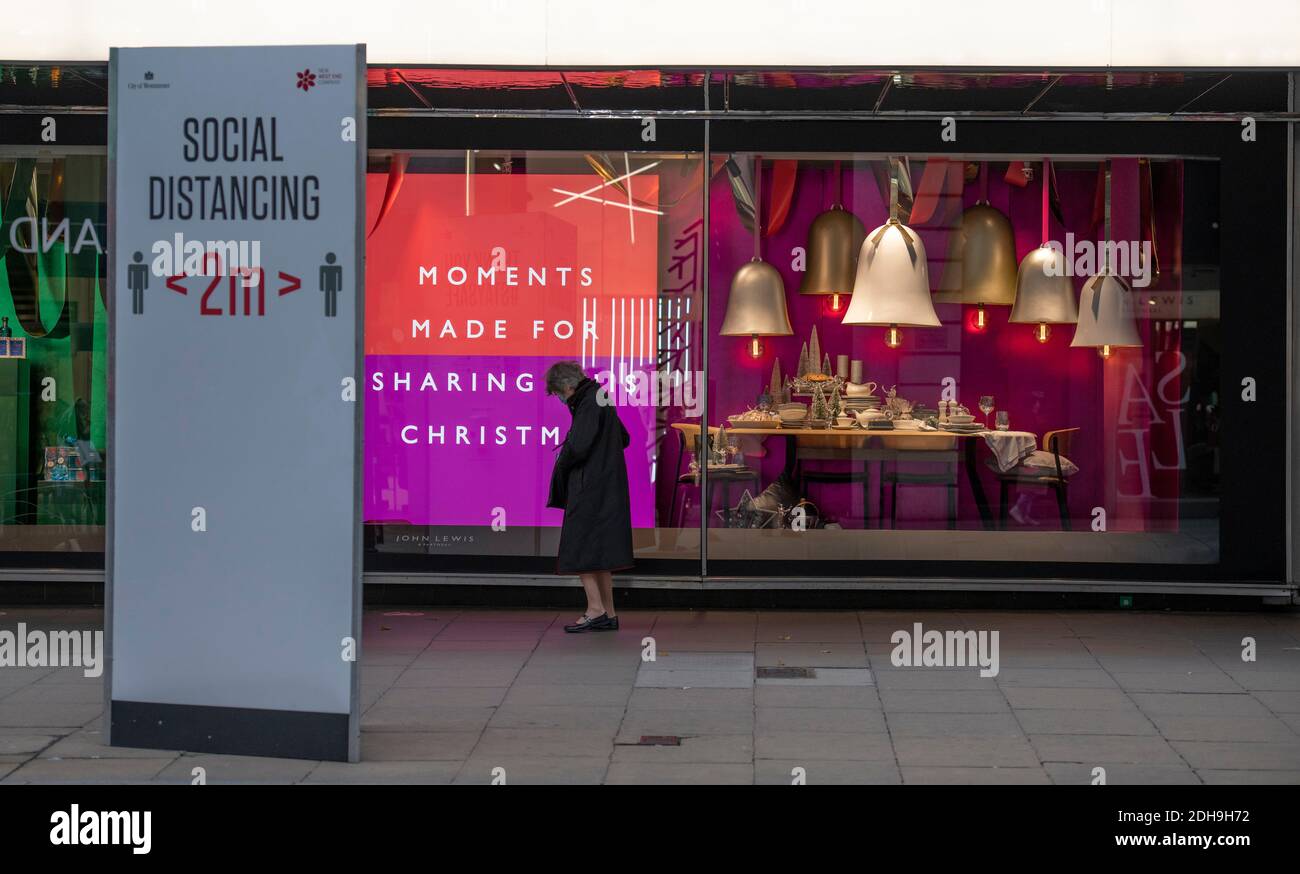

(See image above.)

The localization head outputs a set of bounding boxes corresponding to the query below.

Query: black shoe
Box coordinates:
[591,615,619,632]
[564,613,607,633]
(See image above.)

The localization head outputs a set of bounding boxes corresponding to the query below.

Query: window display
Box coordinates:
[362,151,705,568]
[0,154,108,555]
[706,153,1220,566]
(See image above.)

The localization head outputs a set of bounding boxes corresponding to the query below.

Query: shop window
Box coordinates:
[362,150,705,567]
[707,153,1219,566]
[0,154,108,555]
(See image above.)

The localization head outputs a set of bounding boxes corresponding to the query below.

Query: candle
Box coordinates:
[850,360,863,385]
[836,354,849,379]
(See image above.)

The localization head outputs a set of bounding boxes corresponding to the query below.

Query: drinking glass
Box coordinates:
[979,395,995,429]
[996,411,1010,432]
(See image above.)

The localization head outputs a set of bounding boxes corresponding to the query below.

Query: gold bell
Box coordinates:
[935,202,1018,309]
[721,258,793,358]
[799,205,866,315]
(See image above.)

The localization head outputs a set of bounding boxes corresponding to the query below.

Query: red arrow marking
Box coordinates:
[278,271,301,296]
[166,275,187,295]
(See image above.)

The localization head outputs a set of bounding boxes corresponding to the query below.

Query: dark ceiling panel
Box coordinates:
[0,64,108,107]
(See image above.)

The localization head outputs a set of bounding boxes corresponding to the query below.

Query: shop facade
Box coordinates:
[0,64,1296,600]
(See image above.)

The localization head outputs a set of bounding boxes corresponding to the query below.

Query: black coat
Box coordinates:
[547,378,634,574]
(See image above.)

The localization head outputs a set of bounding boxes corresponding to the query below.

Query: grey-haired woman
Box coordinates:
[544,361,633,632]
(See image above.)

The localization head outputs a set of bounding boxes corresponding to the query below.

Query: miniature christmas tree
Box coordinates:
[808,326,821,375]
[712,423,730,464]
[811,383,827,423]
[821,353,832,377]
[829,384,842,419]
[769,358,783,401]
[798,342,809,379]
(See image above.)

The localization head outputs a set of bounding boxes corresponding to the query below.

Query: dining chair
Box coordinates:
[670,423,760,526]
[987,427,1081,530]
[879,448,960,530]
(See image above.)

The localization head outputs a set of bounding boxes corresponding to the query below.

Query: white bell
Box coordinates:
[1070,272,1142,356]
[842,219,940,330]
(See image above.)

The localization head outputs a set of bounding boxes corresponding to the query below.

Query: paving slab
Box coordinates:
[489,704,627,732]
[1129,692,1273,718]
[1253,690,1300,714]
[470,728,615,760]
[634,669,753,689]
[1002,687,1137,710]
[879,689,1009,713]
[1147,714,1298,743]
[4,757,176,784]
[371,686,508,709]
[756,668,873,687]
[617,707,754,739]
[755,642,869,668]
[754,685,879,709]
[39,730,178,759]
[0,733,58,756]
[304,760,462,784]
[902,766,1051,785]
[1014,709,1158,736]
[893,735,1040,768]
[1030,734,1185,765]
[1044,762,1200,785]
[611,734,753,764]
[1196,769,1300,784]
[1169,740,1300,771]
[454,756,609,785]
[755,730,895,762]
[604,762,753,785]
[361,731,481,761]
[1110,671,1242,693]
[755,759,901,785]
[626,687,753,710]
[362,705,497,733]
[886,712,1025,738]
[756,707,887,734]
[154,753,317,784]
[995,668,1120,689]
[873,669,998,691]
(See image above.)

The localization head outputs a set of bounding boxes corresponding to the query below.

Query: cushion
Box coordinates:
[1016,449,1078,477]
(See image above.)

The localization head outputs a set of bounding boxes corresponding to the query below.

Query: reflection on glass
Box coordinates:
[0,155,108,554]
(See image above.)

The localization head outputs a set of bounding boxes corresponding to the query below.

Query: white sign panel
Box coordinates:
[107,45,364,761]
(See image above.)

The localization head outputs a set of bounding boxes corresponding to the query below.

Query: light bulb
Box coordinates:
[750,335,763,358]
[827,292,844,315]
[1099,344,1112,359]
[1035,323,1050,343]
[974,305,987,331]
[885,325,902,349]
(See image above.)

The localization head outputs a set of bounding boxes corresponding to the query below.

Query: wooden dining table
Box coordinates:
[679,422,1028,530]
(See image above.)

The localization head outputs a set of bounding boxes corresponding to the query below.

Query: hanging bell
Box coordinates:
[842,219,940,329]
[721,259,794,353]
[934,203,1018,306]
[1010,245,1079,329]
[799,206,866,313]
[1070,272,1142,357]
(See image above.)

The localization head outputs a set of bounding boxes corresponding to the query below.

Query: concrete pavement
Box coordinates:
[2,606,1299,784]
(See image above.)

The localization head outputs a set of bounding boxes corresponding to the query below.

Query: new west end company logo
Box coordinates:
[295,66,344,91]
